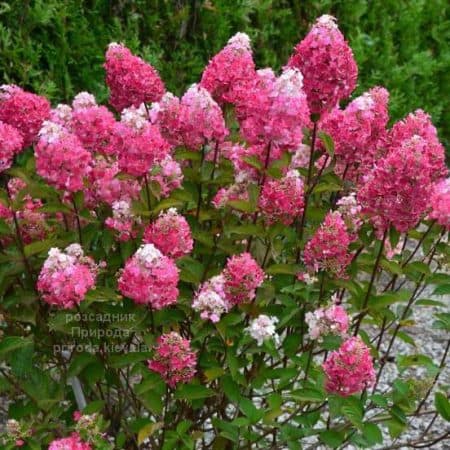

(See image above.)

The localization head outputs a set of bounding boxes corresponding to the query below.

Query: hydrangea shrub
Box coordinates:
[0,15,449,450]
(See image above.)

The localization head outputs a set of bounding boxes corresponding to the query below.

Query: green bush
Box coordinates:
[1,0,449,149]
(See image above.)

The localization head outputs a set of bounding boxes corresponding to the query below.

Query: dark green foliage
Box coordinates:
[0,0,449,148]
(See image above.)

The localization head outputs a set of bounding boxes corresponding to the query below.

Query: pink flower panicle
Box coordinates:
[48,432,92,450]
[358,135,433,233]
[389,109,447,181]
[319,87,389,181]
[304,211,352,278]
[148,332,197,387]
[37,244,99,309]
[70,105,119,155]
[0,84,50,147]
[104,43,165,111]
[105,200,141,241]
[223,252,265,306]
[258,169,305,225]
[116,121,170,177]
[143,208,193,259]
[288,15,358,115]
[193,275,229,323]
[305,304,349,341]
[322,336,375,397]
[150,92,183,146]
[0,121,24,172]
[36,122,92,192]
[429,178,450,229]
[236,68,310,150]
[118,243,179,309]
[178,84,228,150]
[200,32,256,104]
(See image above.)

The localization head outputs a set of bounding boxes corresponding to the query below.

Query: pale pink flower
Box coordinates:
[148,155,184,198]
[105,199,141,241]
[305,304,349,340]
[246,314,279,346]
[193,275,229,323]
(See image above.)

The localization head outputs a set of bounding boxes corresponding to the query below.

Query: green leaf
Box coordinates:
[435,392,450,421]
[433,284,450,295]
[341,398,364,429]
[24,239,58,257]
[0,336,33,358]
[242,155,263,170]
[362,423,383,445]
[108,351,151,368]
[291,388,324,402]
[319,430,345,448]
[380,259,402,275]
[239,398,263,423]
[266,264,301,275]
[83,400,105,414]
[318,131,335,157]
[175,384,215,401]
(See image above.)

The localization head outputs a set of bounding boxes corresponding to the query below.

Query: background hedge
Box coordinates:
[1,0,449,150]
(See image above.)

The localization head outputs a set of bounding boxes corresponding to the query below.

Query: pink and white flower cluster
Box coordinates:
[143,208,193,259]
[287,15,358,115]
[222,252,265,306]
[304,211,352,278]
[429,178,450,229]
[0,84,50,147]
[37,244,99,309]
[192,275,229,323]
[305,304,349,341]
[148,332,197,387]
[104,43,165,111]
[322,337,375,396]
[258,170,305,225]
[151,84,228,150]
[118,243,179,309]
[246,314,279,346]
[48,433,92,450]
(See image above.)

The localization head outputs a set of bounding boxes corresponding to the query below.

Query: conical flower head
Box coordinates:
[288,15,358,115]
